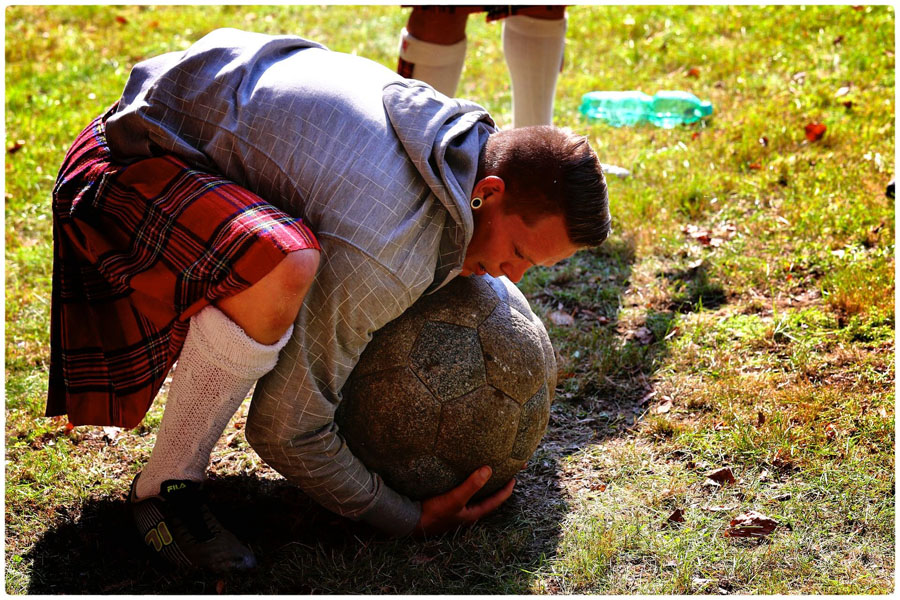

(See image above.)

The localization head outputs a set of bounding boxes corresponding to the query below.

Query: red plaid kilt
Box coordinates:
[402,5,563,21]
[47,107,320,428]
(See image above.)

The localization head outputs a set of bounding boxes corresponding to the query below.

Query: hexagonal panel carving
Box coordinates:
[479,304,545,403]
[435,386,520,475]
[511,383,551,461]
[352,312,428,378]
[336,367,441,470]
[380,455,459,500]
[411,321,485,401]
[408,275,500,328]
[485,275,534,321]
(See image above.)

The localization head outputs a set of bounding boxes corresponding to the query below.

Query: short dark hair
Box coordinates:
[477,126,611,247]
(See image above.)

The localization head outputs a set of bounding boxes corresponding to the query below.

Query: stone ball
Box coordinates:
[336,274,557,500]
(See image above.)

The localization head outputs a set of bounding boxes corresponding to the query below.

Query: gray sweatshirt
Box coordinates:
[105,28,496,535]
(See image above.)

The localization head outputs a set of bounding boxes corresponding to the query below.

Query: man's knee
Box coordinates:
[274,249,320,299]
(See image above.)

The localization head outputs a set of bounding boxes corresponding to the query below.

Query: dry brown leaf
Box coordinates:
[771,449,796,470]
[655,398,673,414]
[102,426,120,445]
[805,122,827,142]
[548,311,575,327]
[706,466,736,485]
[633,326,654,345]
[639,390,658,405]
[666,508,686,524]
[724,510,778,538]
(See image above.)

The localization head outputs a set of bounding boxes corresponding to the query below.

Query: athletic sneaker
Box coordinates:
[129,474,257,572]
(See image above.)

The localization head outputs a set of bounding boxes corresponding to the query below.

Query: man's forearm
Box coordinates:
[245,400,421,535]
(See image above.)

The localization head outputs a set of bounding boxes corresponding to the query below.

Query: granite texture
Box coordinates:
[336,274,556,500]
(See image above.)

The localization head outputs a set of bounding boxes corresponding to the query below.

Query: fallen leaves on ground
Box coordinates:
[682,222,736,247]
[724,510,778,538]
[632,326,654,345]
[771,449,796,471]
[804,122,827,142]
[706,466,736,485]
[225,430,243,447]
[654,397,673,414]
[666,508,686,525]
[548,311,575,327]
[102,426,120,445]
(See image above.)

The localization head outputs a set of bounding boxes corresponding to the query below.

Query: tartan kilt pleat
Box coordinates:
[47,108,319,428]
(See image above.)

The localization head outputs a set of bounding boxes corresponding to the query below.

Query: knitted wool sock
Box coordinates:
[398,27,467,97]
[135,305,292,499]
[502,15,568,128]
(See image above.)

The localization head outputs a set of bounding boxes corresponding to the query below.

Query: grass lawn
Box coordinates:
[6,4,894,594]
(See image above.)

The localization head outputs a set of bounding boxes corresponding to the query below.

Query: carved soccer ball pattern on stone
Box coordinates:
[336,274,557,500]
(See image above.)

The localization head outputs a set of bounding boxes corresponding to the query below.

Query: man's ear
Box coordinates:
[473,175,505,205]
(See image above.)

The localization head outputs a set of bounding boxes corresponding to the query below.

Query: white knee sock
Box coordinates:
[135,305,292,499]
[502,15,568,128]
[398,27,467,97]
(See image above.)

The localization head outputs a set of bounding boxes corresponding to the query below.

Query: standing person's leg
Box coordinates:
[502,6,567,128]
[397,7,471,96]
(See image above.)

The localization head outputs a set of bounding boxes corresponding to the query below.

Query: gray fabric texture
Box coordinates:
[105,28,496,536]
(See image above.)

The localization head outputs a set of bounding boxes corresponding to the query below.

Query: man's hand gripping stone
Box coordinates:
[413,466,516,537]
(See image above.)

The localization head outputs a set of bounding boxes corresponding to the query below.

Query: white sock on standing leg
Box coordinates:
[135,305,292,499]
[502,15,568,128]
[398,27,467,97]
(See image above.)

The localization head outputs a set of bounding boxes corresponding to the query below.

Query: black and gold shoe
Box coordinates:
[129,474,257,572]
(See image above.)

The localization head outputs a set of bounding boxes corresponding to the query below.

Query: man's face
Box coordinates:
[461,181,579,283]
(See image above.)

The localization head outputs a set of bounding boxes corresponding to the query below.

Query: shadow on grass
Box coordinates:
[23,237,718,594]
[531,238,689,432]
[23,468,569,594]
[662,261,727,313]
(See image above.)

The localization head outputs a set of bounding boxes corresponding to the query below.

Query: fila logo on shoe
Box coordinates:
[166,482,188,494]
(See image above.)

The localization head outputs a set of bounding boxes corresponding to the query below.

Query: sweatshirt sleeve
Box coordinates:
[245,235,426,536]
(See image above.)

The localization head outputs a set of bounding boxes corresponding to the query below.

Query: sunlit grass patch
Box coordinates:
[823,251,895,318]
[6,3,894,594]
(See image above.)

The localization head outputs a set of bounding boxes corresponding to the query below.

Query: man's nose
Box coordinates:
[501,261,527,283]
